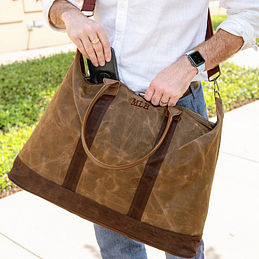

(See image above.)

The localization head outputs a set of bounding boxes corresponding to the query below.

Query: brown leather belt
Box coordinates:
[182,81,200,97]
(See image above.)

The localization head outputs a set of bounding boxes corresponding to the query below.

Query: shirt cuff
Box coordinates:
[216,14,258,51]
[42,0,80,32]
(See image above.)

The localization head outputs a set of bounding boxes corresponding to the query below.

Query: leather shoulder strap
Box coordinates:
[82,0,96,11]
[206,9,220,79]
[81,1,220,79]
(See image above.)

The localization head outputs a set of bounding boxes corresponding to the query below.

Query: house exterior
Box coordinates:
[0,0,79,53]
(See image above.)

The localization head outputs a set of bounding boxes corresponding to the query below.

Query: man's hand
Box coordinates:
[145,29,244,107]
[49,0,111,67]
[144,56,197,107]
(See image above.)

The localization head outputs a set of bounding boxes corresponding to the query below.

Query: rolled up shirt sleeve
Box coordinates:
[218,0,259,50]
[42,0,79,31]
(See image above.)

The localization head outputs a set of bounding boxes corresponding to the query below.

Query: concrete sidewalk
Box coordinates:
[0,44,76,66]
[1,43,258,70]
[0,100,259,259]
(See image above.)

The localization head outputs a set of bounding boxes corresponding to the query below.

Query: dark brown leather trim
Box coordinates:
[8,156,201,258]
[79,54,86,75]
[206,9,220,78]
[205,9,213,41]
[81,0,96,11]
[62,94,115,191]
[62,137,86,191]
[127,119,178,220]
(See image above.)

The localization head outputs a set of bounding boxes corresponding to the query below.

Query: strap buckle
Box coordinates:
[208,69,221,99]
[82,10,95,17]
[213,80,221,99]
[208,70,221,82]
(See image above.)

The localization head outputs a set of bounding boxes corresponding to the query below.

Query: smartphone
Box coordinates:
[86,47,119,84]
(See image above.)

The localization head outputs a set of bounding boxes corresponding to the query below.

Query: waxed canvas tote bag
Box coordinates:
[8,2,223,258]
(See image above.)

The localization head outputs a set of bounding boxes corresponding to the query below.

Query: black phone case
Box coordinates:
[87,47,119,84]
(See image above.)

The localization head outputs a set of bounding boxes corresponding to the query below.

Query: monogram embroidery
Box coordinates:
[131,98,150,110]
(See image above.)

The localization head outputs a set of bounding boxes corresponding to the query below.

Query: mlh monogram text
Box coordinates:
[130,98,150,110]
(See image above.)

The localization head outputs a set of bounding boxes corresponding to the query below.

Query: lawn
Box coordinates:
[1,15,259,197]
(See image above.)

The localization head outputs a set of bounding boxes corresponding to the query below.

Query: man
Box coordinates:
[42,0,259,258]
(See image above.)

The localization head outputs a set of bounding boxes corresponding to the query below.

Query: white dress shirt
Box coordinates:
[42,0,259,93]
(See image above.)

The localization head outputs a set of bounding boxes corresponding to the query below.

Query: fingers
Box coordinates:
[88,37,105,66]
[81,36,99,66]
[144,81,179,107]
[168,98,177,107]
[66,14,110,66]
[144,86,155,102]
[73,38,89,59]
[145,84,163,106]
[145,81,168,106]
[160,96,170,107]
[96,26,111,62]
[87,23,111,66]
[145,88,169,106]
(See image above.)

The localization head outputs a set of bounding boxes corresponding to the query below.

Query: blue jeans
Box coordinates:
[94,82,207,259]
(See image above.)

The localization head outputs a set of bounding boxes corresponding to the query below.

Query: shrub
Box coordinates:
[0,125,35,190]
[203,63,259,115]
[0,52,75,132]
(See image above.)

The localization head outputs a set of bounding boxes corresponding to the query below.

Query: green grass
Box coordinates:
[0,52,75,132]
[0,125,35,191]
[211,14,228,33]
[0,52,75,194]
[203,62,259,115]
[212,14,228,33]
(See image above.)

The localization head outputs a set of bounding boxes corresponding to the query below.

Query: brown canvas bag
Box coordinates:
[8,3,223,258]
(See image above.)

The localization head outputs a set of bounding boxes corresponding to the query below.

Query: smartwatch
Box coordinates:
[185,50,205,74]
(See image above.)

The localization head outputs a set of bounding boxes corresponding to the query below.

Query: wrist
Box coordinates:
[185,50,206,74]
[61,8,77,25]
[181,55,198,77]
[49,0,81,29]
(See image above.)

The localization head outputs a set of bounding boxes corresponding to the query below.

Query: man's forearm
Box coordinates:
[49,0,80,29]
[145,29,245,106]
[195,29,244,71]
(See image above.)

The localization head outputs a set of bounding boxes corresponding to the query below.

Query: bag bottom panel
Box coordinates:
[8,156,201,258]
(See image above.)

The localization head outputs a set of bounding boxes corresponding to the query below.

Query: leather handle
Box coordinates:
[81,82,176,170]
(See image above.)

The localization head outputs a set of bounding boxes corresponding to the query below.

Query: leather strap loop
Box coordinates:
[82,0,96,11]
[81,81,176,170]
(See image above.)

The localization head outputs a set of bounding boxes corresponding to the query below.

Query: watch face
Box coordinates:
[190,51,205,66]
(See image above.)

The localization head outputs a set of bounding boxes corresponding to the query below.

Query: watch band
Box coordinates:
[186,50,206,74]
